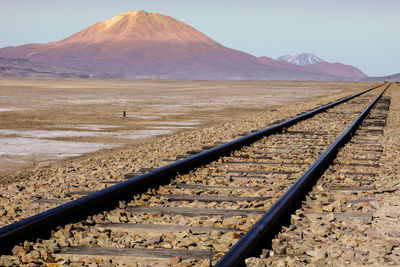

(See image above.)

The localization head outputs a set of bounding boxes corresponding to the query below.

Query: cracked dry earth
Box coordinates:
[246,83,400,266]
[0,83,386,267]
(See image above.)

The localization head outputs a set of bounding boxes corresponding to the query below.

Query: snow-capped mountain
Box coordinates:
[276,53,324,66]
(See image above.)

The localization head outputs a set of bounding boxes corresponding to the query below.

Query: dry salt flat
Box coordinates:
[0,79,368,175]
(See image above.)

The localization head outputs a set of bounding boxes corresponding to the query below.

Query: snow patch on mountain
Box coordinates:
[276,53,324,66]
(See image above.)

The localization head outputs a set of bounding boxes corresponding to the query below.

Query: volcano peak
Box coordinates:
[61,10,215,44]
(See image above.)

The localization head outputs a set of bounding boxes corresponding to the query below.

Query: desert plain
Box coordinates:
[0,79,374,180]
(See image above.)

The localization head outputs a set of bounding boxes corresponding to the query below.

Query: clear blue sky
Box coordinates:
[0,0,399,76]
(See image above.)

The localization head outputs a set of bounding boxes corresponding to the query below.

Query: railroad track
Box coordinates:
[245,90,394,266]
[0,83,390,266]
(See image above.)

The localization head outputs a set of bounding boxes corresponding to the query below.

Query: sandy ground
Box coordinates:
[0,78,374,176]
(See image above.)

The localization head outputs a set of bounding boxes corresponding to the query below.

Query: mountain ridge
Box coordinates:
[362,73,400,82]
[0,57,91,78]
[0,10,367,80]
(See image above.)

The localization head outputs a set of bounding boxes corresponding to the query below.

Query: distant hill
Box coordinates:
[0,10,368,81]
[275,53,367,80]
[0,58,91,78]
[362,73,400,82]
[303,62,367,80]
[259,55,367,80]
[276,53,324,66]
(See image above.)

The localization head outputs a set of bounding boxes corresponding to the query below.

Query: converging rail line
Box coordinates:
[0,83,391,266]
[250,92,393,266]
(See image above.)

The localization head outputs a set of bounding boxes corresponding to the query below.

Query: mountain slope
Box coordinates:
[0,10,365,80]
[0,58,91,78]
[304,62,367,80]
[257,56,302,70]
[276,53,324,66]
[362,73,400,82]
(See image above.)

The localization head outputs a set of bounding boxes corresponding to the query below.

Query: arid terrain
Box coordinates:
[4,80,400,267]
[0,79,374,177]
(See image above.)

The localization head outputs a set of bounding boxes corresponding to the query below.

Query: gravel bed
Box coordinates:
[246,84,399,266]
[0,84,383,266]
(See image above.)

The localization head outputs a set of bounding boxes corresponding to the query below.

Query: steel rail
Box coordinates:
[0,83,383,253]
[215,83,391,266]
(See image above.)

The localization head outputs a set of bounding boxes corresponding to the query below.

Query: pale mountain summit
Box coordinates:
[276,53,324,66]
[62,10,216,44]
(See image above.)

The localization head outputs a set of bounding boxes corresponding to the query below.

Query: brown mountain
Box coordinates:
[0,10,366,80]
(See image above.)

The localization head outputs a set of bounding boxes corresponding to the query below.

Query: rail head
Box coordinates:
[0,83,384,254]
